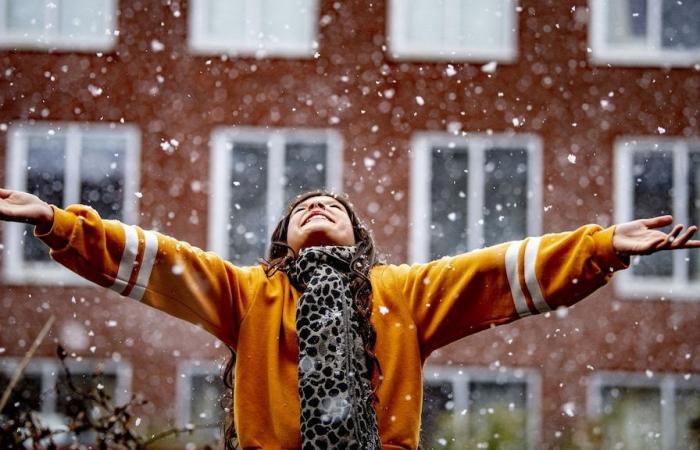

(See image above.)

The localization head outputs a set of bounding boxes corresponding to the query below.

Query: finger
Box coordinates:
[661,224,684,248]
[0,188,12,199]
[670,226,696,248]
[641,215,673,229]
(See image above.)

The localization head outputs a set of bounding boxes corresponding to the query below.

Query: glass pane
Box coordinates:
[430,146,469,259]
[662,0,700,49]
[600,386,662,450]
[24,134,66,262]
[59,0,110,38]
[80,136,125,221]
[0,371,43,416]
[6,0,45,32]
[56,371,117,418]
[189,373,226,437]
[420,381,457,449]
[229,141,268,265]
[207,0,246,40]
[690,152,700,281]
[483,148,528,247]
[459,0,508,49]
[632,150,674,277]
[283,142,327,205]
[262,0,315,46]
[606,0,648,46]
[406,0,444,47]
[675,388,700,450]
[467,381,528,450]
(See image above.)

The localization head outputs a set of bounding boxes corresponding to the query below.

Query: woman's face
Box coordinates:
[286,195,356,254]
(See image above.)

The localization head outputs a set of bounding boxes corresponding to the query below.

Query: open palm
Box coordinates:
[613,215,700,255]
[0,188,54,227]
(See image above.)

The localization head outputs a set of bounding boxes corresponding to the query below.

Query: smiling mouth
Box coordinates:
[302,213,333,226]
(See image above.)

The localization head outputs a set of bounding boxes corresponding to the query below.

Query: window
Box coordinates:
[589,0,700,67]
[0,357,131,420]
[0,0,117,51]
[588,372,700,450]
[208,127,343,265]
[409,132,542,263]
[188,0,320,58]
[614,137,700,299]
[3,122,141,284]
[421,366,541,449]
[387,0,518,62]
[176,360,227,441]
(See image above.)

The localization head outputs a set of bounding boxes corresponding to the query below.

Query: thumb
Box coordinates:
[641,215,673,229]
[0,188,12,198]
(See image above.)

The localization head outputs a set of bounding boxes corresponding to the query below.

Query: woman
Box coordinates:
[0,187,698,449]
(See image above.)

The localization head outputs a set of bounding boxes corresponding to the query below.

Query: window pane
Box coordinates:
[56,371,117,418]
[283,142,327,204]
[600,386,662,450]
[80,136,125,221]
[675,388,700,450]
[690,152,700,281]
[606,0,648,46]
[632,151,674,277]
[189,373,226,437]
[467,381,528,449]
[6,0,45,32]
[483,148,528,247]
[662,0,700,49]
[207,0,246,41]
[229,142,268,265]
[430,146,469,259]
[459,0,509,49]
[406,0,444,47]
[0,371,43,416]
[420,381,457,449]
[262,0,315,46]
[59,0,110,38]
[24,134,66,262]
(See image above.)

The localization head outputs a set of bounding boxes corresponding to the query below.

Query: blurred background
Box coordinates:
[0,0,699,448]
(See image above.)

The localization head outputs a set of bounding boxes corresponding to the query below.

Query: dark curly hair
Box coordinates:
[222,190,383,450]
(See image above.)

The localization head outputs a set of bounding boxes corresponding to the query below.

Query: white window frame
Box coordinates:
[0,356,132,417]
[589,0,700,67]
[3,121,141,285]
[386,0,518,62]
[587,371,700,450]
[409,132,542,263]
[0,0,118,52]
[175,359,225,430]
[188,0,320,58]
[423,365,541,449]
[208,126,343,262]
[614,136,700,300]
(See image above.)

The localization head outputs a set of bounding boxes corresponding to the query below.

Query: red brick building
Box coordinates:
[1,1,699,448]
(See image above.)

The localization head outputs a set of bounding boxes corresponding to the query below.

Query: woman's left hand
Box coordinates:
[613,215,700,256]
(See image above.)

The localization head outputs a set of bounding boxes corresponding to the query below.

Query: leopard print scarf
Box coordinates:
[284,246,381,450]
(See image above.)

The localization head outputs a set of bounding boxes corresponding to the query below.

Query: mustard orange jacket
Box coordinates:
[37,204,629,449]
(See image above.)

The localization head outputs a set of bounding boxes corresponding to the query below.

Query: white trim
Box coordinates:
[614,136,700,301]
[187,0,320,58]
[207,126,344,263]
[423,365,541,449]
[524,236,550,313]
[588,0,700,68]
[129,230,159,301]
[2,121,142,285]
[587,371,700,450]
[386,0,519,63]
[108,223,139,295]
[0,0,118,52]
[505,240,531,318]
[408,132,543,263]
[175,359,226,429]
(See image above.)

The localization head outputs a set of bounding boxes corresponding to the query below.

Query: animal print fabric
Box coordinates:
[285,246,381,450]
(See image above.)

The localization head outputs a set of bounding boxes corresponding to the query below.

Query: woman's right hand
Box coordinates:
[0,188,54,233]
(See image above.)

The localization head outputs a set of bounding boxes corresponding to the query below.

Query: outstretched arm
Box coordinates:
[613,215,700,255]
[0,188,54,232]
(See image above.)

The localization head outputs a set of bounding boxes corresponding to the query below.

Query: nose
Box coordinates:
[307,201,326,211]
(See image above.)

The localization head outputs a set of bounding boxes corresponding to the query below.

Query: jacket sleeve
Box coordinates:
[35,204,259,349]
[390,224,629,356]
